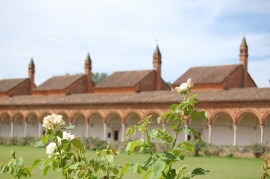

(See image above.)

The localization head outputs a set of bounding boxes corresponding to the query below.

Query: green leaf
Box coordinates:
[171,104,180,113]
[56,130,63,138]
[112,167,119,175]
[69,162,80,170]
[183,126,191,134]
[11,150,15,159]
[41,134,55,145]
[43,166,51,176]
[34,140,44,148]
[71,138,84,151]
[153,160,165,176]
[130,163,139,174]
[15,158,24,167]
[191,111,199,121]
[178,142,194,153]
[200,111,208,121]
[126,125,136,138]
[191,168,209,176]
[143,169,154,179]
[150,129,158,139]
[120,164,130,178]
[125,141,139,153]
[64,125,76,130]
[167,169,176,179]
[107,154,114,163]
[0,164,7,173]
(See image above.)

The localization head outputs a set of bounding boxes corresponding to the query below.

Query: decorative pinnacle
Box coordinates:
[29,58,35,69]
[85,53,92,66]
[154,44,161,56]
[240,37,248,48]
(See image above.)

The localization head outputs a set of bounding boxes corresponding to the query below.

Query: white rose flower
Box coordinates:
[187,78,193,88]
[46,142,57,158]
[63,131,75,140]
[42,114,65,130]
[57,131,75,143]
[175,78,193,93]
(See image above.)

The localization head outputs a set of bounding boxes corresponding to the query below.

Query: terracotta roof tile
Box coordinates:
[95,70,153,88]
[33,75,84,91]
[0,87,269,106]
[0,78,28,92]
[173,64,240,85]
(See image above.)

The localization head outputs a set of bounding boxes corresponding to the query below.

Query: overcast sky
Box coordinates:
[0,0,269,87]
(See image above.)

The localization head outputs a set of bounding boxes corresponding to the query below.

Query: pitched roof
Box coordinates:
[33,74,84,91]
[95,70,154,88]
[0,87,269,106]
[173,64,240,85]
[0,78,28,92]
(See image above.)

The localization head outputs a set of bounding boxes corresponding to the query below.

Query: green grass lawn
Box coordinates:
[0,145,264,179]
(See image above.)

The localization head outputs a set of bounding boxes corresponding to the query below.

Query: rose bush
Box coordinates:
[0,79,209,179]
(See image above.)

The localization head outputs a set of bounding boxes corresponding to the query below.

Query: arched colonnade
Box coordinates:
[0,108,269,146]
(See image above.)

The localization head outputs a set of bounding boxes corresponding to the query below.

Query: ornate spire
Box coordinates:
[240,37,248,48]
[154,44,161,57]
[153,45,162,90]
[28,58,35,71]
[28,58,35,91]
[85,53,92,67]
[84,53,93,93]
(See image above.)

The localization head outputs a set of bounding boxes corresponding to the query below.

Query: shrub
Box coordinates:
[252,143,265,158]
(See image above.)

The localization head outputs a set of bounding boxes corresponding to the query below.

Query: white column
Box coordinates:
[233,124,237,146]
[184,124,188,142]
[38,123,42,137]
[208,124,212,143]
[10,122,14,138]
[121,123,125,142]
[24,122,28,137]
[85,122,89,138]
[260,125,264,144]
[103,123,107,141]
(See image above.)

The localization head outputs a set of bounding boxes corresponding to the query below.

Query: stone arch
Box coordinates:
[0,113,11,137]
[13,113,25,137]
[235,109,261,124]
[263,114,270,145]
[71,113,86,138]
[211,112,233,145]
[263,111,270,125]
[88,112,104,139]
[125,112,142,140]
[106,112,122,141]
[26,113,39,137]
[237,112,260,145]
[209,110,233,124]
